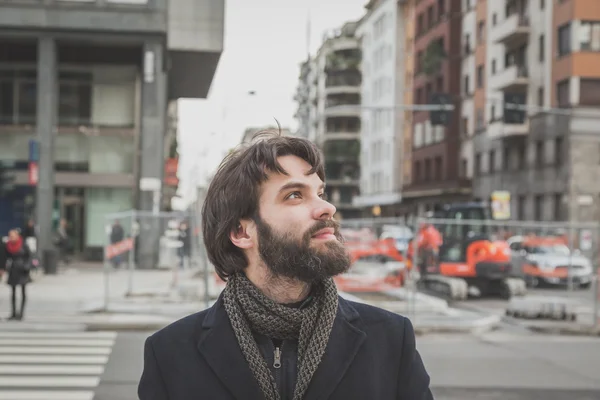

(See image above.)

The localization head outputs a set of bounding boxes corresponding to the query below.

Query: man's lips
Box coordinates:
[312,228,336,239]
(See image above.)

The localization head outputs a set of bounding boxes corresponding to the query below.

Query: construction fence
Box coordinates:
[99,211,599,326]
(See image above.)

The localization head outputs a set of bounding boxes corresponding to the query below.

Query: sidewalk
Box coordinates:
[0,266,501,334]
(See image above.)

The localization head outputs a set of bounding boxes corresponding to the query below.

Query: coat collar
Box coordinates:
[196,292,366,400]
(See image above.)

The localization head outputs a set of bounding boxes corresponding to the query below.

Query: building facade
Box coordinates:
[293,60,312,139]
[472,0,600,222]
[354,0,408,217]
[306,21,363,219]
[403,0,469,216]
[0,0,224,261]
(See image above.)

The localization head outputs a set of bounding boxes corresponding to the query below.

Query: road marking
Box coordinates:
[0,376,100,388]
[0,365,104,375]
[0,347,112,355]
[0,339,115,347]
[0,355,109,364]
[0,391,94,400]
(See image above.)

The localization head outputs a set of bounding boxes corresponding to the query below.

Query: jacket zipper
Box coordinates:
[273,346,282,369]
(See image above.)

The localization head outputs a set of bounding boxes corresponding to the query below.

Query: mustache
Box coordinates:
[306,219,342,239]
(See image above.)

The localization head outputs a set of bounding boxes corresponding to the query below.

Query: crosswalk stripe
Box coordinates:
[0,355,109,364]
[0,339,115,347]
[0,365,105,375]
[0,347,112,355]
[0,330,116,399]
[0,391,94,400]
[0,332,117,339]
[0,376,100,387]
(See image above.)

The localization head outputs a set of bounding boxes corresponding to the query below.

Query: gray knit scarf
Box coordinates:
[222,273,339,400]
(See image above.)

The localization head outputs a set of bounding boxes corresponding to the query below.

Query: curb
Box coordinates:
[414,315,502,335]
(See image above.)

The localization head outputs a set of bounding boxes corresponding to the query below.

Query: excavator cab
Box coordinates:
[434,202,491,264]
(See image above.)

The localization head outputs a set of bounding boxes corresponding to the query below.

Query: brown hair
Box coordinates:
[202,129,326,281]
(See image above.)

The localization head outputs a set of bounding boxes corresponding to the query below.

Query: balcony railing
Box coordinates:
[490,13,530,46]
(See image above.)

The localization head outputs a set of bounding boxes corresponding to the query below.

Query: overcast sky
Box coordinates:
[174,0,367,207]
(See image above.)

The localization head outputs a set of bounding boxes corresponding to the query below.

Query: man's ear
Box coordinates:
[229,219,256,250]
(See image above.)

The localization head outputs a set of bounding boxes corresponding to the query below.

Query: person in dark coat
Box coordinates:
[1,229,32,320]
[138,130,434,400]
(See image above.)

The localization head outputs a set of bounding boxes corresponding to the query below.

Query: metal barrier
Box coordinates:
[341,216,600,325]
[101,209,212,311]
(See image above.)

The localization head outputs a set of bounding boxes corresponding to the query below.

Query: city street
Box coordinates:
[97,329,598,399]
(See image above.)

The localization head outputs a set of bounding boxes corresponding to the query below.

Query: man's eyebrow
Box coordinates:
[278,182,326,194]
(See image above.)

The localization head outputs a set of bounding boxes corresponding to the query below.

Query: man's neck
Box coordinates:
[245,267,311,304]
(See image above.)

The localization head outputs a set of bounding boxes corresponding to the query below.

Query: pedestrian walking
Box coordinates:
[110,220,125,269]
[138,130,434,400]
[0,229,33,321]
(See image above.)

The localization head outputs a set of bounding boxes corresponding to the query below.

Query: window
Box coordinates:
[427,6,434,29]
[461,158,467,178]
[476,108,484,130]
[491,59,496,74]
[556,79,570,107]
[436,75,444,92]
[414,161,421,182]
[553,193,562,221]
[434,156,442,180]
[518,146,526,168]
[517,196,526,220]
[579,79,600,106]
[534,195,543,221]
[579,21,600,51]
[540,0,544,9]
[557,23,571,56]
[535,141,544,167]
[537,87,544,107]
[475,153,481,176]
[0,69,37,125]
[554,137,563,165]
[492,13,497,26]
[437,0,445,20]
[488,150,495,173]
[477,21,485,42]
[477,65,484,88]
[539,34,545,61]
[503,147,510,170]
[463,75,470,95]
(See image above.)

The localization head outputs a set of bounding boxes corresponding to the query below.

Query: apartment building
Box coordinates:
[303,21,362,219]
[353,0,411,218]
[293,60,312,139]
[472,0,600,222]
[404,0,469,216]
[0,0,224,261]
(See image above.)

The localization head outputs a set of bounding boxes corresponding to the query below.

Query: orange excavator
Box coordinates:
[407,203,527,300]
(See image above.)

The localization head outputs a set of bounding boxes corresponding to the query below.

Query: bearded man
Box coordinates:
[138,130,434,400]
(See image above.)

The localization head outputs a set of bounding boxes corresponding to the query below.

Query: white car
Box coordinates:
[507,235,593,288]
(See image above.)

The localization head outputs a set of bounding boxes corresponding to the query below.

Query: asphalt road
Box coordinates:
[96,329,600,400]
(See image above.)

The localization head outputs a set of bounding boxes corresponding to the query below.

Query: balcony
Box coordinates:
[490,64,529,92]
[490,13,530,47]
[325,71,361,95]
[487,120,529,140]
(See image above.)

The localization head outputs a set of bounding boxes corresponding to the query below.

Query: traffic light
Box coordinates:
[0,161,15,196]
[429,93,452,126]
[503,92,526,124]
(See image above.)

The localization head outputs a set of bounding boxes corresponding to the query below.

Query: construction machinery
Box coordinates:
[411,202,527,301]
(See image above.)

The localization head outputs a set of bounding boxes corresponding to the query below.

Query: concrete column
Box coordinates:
[138,41,167,269]
[35,37,58,256]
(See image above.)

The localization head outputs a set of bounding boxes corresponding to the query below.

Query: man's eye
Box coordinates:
[319,193,327,200]
[286,191,302,200]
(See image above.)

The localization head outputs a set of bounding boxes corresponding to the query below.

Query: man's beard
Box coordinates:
[254,217,351,284]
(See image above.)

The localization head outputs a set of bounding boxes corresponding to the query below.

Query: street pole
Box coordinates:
[35,37,58,270]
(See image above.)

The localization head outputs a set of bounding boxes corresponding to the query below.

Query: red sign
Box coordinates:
[105,238,134,259]
[28,162,38,185]
[164,158,179,187]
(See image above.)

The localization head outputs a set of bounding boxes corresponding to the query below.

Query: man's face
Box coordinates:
[254,155,351,283]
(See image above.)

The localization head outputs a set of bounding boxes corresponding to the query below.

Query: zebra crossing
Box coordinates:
[0,330,117,400]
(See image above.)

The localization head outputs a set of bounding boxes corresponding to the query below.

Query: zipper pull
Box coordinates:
[273,347,282,369]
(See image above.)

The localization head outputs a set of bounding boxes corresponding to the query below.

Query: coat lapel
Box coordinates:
[303,297,367,400]
[196,296,264,400]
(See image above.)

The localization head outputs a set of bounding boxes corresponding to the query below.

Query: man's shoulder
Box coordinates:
[340,297,412,333]
[148,307,211,344]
